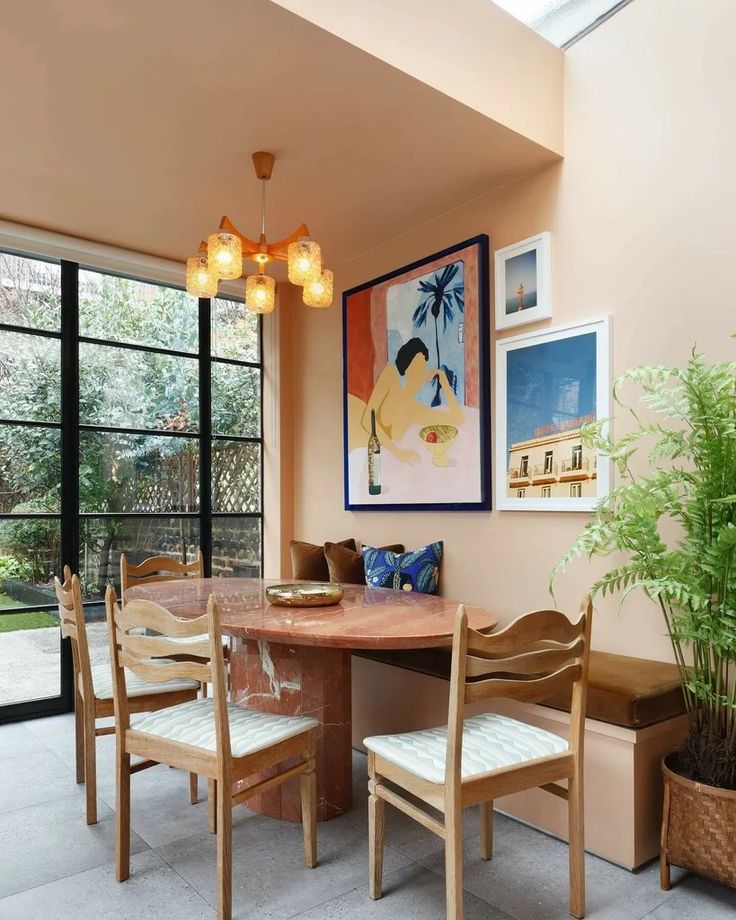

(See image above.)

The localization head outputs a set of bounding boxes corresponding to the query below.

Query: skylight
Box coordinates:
[493,0,631,48]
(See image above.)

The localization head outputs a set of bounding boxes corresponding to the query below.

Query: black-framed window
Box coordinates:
[0,249,263,722]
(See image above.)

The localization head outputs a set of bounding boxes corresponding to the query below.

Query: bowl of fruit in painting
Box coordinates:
[419,424,458,467]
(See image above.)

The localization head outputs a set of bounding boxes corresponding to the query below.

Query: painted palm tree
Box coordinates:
[412,261,464,406]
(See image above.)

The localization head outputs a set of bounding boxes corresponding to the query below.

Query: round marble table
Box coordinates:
[125,578,497,822]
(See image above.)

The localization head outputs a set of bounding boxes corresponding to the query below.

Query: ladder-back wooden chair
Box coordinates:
[106,587,319,920]
[55,567,201,825]
[121,552,231,682]
[365,598,593,920]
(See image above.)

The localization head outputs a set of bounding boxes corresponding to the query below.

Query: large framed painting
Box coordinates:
[494,232,552,331]
[343,235,490,511]
[495,316,611,512]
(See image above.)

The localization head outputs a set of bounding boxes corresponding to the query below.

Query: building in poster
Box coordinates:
[506,415,597,500]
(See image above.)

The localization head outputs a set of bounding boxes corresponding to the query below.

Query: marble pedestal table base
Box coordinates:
[230,638,352,822]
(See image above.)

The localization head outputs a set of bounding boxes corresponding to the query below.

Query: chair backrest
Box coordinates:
[54,567,95,702]
[445,598,593,787]
[105,587,230,757]
[120,552,204,599]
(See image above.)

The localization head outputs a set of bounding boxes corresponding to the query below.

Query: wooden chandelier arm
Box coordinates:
[216,216,311,262]
[266,223,310,260]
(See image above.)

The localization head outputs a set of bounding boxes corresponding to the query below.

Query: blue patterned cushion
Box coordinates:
[362,542,443,595]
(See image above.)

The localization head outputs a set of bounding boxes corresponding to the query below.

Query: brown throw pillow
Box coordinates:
[290,539,356,582]
[324,542,405,585]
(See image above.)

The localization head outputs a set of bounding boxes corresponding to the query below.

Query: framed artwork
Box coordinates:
[495,316,611,512]
[342,234,490,511]
[494,231,551,330]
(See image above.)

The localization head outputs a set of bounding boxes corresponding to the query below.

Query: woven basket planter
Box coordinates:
[661,753,736,890]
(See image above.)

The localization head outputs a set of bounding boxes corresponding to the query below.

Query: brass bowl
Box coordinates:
[265,583,344,607]
[419,424,458,467]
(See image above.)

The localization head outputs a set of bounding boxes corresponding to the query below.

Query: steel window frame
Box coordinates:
[0,253,263,723]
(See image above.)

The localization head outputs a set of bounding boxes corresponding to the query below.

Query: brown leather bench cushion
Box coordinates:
[353,648,686,730]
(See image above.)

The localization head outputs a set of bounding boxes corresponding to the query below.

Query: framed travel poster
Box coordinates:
[494,231,551,330]
[343,235,490,511]
[495,316,611,512]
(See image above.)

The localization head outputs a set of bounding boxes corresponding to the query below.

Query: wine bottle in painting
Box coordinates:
[368,408,381,495]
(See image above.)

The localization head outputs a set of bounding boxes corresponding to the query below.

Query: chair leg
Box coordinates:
[189,772,198,805]
[300,744,317,868]
[480,801,493,860]
[74,687,85,784]
[216,776,233,920]
[445,803,463,920]
[368,752,385,900]
[569,764,586,919]
[208,779,218,834]
[115,742,131,882]
[83,711,97,825]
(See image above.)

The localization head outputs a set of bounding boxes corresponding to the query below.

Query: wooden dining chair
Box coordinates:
[365,598,593,920]
[106,586,319,920]
[121,552,231,682]
[55,566,201,825]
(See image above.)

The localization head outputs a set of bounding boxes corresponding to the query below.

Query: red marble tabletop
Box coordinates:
[125,577,497,650]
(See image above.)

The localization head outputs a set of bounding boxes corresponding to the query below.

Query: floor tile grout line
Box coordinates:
[145,847,218,914]
[0,787,84,818]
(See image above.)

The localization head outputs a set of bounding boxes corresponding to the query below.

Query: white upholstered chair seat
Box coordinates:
[90,660,200,700]
[364,712,568,784]
[133,698,318,758]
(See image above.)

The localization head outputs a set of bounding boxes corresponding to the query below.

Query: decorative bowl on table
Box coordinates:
[419,424,458,467]
[265,583,344,607]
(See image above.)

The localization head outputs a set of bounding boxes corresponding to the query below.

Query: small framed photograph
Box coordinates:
[495,315,611,512]
[494,232,551,331]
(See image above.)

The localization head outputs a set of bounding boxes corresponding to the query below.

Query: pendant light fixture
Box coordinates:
[185,151,333,313]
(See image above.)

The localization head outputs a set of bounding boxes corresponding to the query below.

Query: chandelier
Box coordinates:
[185,151,333,314]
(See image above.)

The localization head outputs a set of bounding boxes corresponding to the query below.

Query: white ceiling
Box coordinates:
[0,0,559,271]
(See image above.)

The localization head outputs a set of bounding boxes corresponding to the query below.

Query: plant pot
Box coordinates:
[661,752,736,890]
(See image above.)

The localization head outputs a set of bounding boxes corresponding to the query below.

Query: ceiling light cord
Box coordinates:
[261,178,266,238]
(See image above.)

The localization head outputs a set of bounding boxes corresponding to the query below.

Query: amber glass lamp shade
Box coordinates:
[186,255,218,298]
[303,269,333,308]
[207,231,243,280]
[245,273,276,314]
[287,238,321,285]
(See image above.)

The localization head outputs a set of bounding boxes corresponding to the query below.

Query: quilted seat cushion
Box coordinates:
[364,712,567,784]
[133,698,318,757]
[91,661,200,700]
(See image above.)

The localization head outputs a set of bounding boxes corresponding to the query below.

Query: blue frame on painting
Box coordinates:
[342,234,491,512]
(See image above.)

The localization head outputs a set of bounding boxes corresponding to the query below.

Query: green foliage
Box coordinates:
[552,348,736,789]
[0,253,260,592]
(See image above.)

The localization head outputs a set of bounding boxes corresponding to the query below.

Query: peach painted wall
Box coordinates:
[270,0,564,154]
[287,0,736,663]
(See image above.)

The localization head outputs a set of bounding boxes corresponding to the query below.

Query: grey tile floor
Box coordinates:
[1,714,735,919]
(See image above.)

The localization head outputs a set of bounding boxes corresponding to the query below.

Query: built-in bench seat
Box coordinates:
[354,648,686,728]
[352,647,688,868]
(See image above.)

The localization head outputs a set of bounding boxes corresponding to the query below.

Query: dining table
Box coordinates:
[125,577,498,822]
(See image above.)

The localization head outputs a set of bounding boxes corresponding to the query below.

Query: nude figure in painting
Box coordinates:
[347,337,464,466]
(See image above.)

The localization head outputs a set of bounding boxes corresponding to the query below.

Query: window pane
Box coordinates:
[0,331,60,423]
[0,425,60,513]
[212,364,260,437]
[80,432,198,513]
[79,342,199,432]
[0,518,61,607]
[212,297,258,362]
[0,516,61,703]
[0,252,61,332]
[79,270,199,353]
[212,516,260,577]
[212,441,260,513]
[79,516,200,600]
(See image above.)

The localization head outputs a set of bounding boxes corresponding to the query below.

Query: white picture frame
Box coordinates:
[495,315,612,512]
[494,231,552,331]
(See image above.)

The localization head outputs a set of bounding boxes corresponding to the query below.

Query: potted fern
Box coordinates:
[553,348,736,890]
